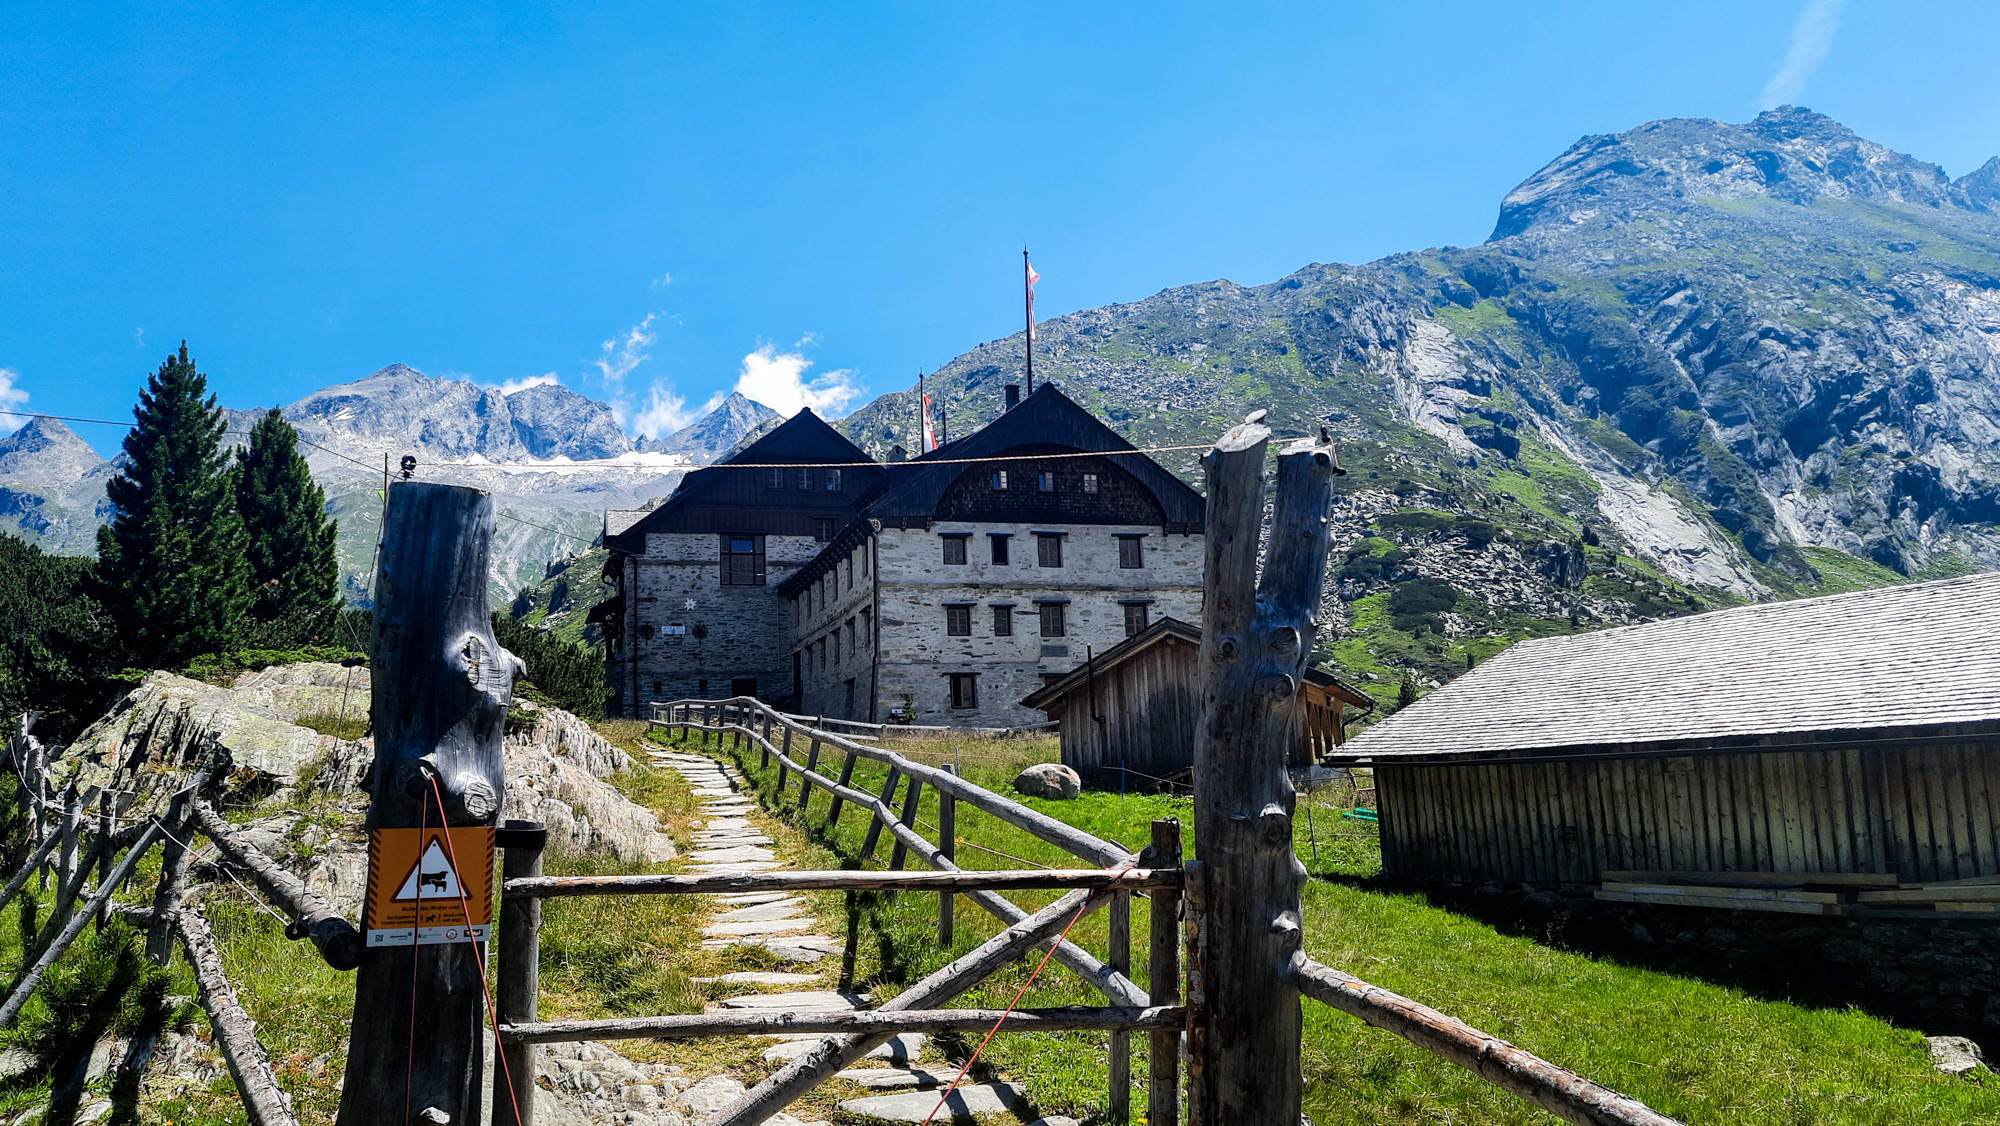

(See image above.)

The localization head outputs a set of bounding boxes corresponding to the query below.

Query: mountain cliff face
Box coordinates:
[843,107,2000,694]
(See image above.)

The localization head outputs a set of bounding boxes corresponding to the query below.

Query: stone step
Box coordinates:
[694,971,823,986]
[716,898,805,921]
[702,917,816,937]
[763,1033,925,1064]
[692,832,773,845]
[691,846,777,863]
[713,891,793,905]
[834,1067,963,1090]
[687,862,785,875]
[715,990,869,1011]
[837,1082,1029,1122]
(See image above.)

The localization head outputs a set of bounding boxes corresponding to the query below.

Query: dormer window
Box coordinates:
[990,470,1009,489]
[797,467,814,490]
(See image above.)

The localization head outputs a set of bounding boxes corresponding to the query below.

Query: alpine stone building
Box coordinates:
[596,383,1206,726]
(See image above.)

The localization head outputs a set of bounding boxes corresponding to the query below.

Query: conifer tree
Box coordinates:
[235,407,341,643]
[94,343,251,668]
[1396,670,1420,711]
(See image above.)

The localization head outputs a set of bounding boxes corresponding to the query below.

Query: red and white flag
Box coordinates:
[921,392,938,451]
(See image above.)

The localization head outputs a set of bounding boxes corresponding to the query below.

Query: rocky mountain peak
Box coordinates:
[637,391,781,463]
[0,416,106,487]
[504,382,633,460]
[1493,106,1964,239]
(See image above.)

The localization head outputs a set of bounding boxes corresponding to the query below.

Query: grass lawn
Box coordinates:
[675,724,2000,1125]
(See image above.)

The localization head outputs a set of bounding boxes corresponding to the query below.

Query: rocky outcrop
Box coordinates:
[1012,763,1081,800]
[0,417,105,487]
[638,391,781,463]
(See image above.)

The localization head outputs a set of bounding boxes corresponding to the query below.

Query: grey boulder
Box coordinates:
[1013,763,1081,800]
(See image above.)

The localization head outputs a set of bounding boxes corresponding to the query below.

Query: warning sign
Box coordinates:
[363,826,495,948]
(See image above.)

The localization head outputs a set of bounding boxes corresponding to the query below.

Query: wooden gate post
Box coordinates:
[495,820,546,1126]
[1148,818,1183,1126]
[338,483,522,1126]
[1185,417,1339,1126]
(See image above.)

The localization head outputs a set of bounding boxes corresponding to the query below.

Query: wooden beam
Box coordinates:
[494,820,545,1126]
[192,800,362,970]
[338,482,520,1126]
[1293,957,1684,1126]
[501,1005,1185,1044]
[178,898,303,1126]
[0,823,161,1028]
[507,868,1180,898]
[1185,422,1338,1126]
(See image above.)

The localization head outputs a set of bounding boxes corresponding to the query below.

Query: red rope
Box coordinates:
[919,863,1136,1126]
[429,775,525,1126]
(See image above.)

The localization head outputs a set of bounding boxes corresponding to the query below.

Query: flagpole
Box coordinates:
[918,371,925,452]
[1023,247,1034,394]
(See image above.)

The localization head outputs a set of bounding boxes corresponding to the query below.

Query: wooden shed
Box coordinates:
[1019,616,1375,785]
[1328,572,2000,887]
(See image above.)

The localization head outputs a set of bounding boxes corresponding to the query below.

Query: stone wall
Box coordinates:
[794,537,877,720]
[613,530,822,714]
[873,522,1204,727]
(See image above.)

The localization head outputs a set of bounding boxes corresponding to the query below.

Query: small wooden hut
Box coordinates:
[1019,616,1374,785]
[1329,572,2000,887]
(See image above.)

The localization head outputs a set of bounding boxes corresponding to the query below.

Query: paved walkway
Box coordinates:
[650,745,1068,1124]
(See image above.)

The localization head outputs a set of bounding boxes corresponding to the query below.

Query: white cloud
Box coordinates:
[633,383,724,439]
[651,272,673,289]
[1761,0,1843,109]
[594,313,659,387]
[493,373,560,395]
[733,344,863,419]
[0,370,30,434]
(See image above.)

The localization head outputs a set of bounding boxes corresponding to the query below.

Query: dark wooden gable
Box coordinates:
[857,383,1205,530]
[609,409,884,546]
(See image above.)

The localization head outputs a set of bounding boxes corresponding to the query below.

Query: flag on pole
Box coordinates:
[921,392,938,452]
[1025,257,1040,341]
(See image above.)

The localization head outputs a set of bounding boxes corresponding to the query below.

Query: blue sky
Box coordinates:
[5,1,1999,456]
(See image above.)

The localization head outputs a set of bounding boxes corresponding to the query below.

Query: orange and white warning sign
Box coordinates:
[363,826,495,948]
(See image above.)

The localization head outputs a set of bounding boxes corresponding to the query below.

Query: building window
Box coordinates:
[818,638,827,670]
[845,556,854,586]
[721,535,766,586]
[1036,534,1063,568]
[992,606,1013,636]
[1039,603,1066,637]
[826,468,844,492]
[767,468,785,490]
[950,673,979,709]
[1037,471,1055,491]
[941,534,969,565]
[860,607,872,644]
[814,518,836,543]
[945,605,972,636]
[797,467,814,490]
[990,470,1008,490]
[1082,473,1099,494]
[1118,535,1144,568]
[989,534,1010,565]
[833,630,841,663]
[653,680,662,695]
[845,617,857,654]
[1124,603,1150,636]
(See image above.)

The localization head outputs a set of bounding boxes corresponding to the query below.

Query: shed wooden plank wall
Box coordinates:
[1377,741,2000,884]
[1057,636,1203,778]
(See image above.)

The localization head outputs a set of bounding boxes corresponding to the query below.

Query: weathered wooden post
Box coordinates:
[860,770,901,859]
[800,736,822,815]
[937,765,956,945]
[1148,818,1182,1126]
[495,820,546,1126]
[827,749,858,826]
[1185,415,1338,1126]
[1109,881,1131,1122]
[338,483,521,1126]
[888,776,925,870]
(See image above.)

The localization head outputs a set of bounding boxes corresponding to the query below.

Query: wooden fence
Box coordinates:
[486,697,1184,1126]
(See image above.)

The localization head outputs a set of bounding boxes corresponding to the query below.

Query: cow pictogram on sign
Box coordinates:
[364,826,494,948]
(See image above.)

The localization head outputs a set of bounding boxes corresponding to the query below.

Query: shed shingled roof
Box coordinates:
[1338,570,2000,761]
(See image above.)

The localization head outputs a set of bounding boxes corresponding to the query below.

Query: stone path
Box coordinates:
[650,746,1060,1124]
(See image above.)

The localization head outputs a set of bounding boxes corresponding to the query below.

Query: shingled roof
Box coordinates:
[1335,570,2000,762]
